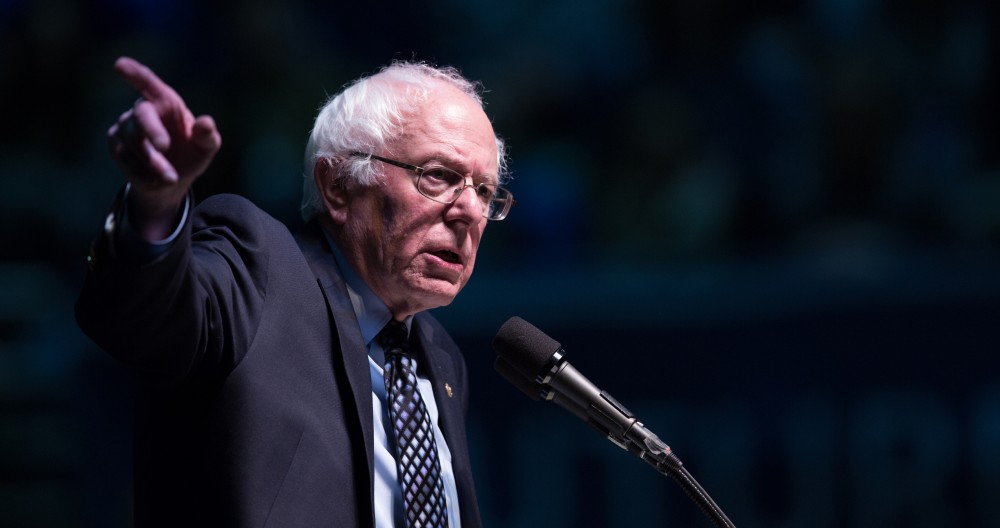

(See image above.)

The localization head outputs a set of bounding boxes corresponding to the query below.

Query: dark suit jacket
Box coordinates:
[76,193,482,528]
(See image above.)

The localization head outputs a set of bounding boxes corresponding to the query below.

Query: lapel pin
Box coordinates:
[445,383,454,398]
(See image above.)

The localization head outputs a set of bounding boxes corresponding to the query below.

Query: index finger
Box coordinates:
[114,56,181,105]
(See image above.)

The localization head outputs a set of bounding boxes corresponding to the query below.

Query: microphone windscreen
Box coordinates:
[494,357,542,401]
[492,316,562,379]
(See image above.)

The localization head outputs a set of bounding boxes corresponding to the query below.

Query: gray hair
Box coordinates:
[300,61,509,221]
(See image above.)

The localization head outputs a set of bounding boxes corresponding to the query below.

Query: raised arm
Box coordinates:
[107,57,221,241]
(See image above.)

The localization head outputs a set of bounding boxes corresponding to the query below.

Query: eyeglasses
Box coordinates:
[351,152,515,221]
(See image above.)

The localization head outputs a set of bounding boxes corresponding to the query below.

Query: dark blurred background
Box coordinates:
[2,0,999,526]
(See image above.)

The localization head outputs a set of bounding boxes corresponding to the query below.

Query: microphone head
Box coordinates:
[492,316,562,379]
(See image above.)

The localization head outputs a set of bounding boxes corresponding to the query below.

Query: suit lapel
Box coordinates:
[295,224,376,521]
[413,314,462,433]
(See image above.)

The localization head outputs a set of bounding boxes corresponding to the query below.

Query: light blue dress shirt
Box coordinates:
[328,240,461,528]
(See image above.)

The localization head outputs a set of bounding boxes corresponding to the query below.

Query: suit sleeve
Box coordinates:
[76,193,274,387]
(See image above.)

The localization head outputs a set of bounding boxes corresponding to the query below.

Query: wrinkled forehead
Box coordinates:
[392,84,499,169]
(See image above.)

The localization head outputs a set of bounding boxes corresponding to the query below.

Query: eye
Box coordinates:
[417,166,463,199]
[476,184,497,202]
[422,166,461,185]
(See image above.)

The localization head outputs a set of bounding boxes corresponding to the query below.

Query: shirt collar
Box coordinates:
[323,230,412,346]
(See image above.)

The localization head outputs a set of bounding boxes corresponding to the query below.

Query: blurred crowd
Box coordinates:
[1,0,997,526]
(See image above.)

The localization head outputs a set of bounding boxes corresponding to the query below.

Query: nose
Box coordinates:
[447,179,486,222]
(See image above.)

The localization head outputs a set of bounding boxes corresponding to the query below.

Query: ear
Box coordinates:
[315,158,350,225]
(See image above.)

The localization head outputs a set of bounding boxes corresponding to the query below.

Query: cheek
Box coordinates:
[463,253,478,282]
[463,226,487,275]
[383,202,432,266]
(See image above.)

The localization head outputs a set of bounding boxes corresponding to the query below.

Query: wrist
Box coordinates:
[124,183,188,243]
[125,183,190,242]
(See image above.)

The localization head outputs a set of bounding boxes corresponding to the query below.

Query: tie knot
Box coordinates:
[377,320,411,357]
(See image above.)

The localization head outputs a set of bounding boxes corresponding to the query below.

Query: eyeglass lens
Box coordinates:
[418,167,510,219]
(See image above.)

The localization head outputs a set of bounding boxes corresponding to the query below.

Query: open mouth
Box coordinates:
[431,250,462,265]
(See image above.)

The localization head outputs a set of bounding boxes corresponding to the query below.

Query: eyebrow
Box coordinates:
[423,155,498,185]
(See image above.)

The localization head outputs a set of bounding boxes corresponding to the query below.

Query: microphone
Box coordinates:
[492,316,675,465]
[492,316,737,528]
[494,356,591,423]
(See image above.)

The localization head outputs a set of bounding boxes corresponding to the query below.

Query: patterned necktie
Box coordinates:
[377,320,449,528]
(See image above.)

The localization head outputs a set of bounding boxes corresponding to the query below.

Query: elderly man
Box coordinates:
[76,57,513,528]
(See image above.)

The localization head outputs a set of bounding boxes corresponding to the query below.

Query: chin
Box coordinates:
[424,290,461,309]
[411,283,462,311]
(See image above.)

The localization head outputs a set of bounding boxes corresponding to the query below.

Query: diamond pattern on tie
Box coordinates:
[378,321,449,528]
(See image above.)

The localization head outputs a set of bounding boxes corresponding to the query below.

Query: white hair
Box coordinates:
[300,61,509,220]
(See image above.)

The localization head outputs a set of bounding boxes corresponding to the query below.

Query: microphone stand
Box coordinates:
[621,425,736,528]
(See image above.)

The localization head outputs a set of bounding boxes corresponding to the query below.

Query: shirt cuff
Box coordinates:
[117,182,191,262]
